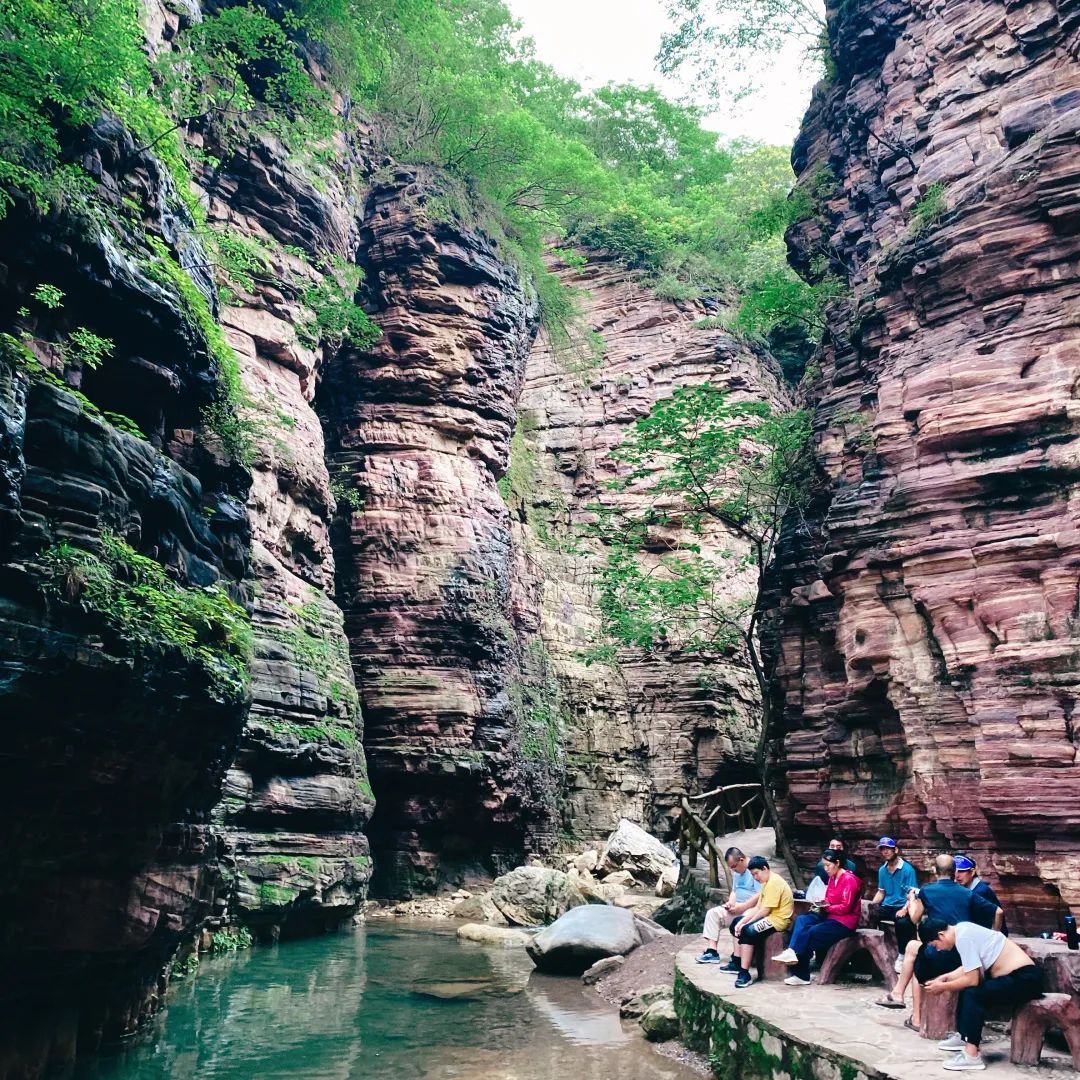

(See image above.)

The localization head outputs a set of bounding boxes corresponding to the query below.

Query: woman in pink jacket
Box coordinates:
[773,848,862,985]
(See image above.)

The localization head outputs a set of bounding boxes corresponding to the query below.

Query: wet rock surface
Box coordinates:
[0,132,251,1072]
[773,0,1080,927]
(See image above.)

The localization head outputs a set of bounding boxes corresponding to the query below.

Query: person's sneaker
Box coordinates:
[721,957,742,973]
[894,955,905,974]
[734,970,752,989]
[772,948,799,965]
[784,974,812,986]
[695,950,721,964]
[938,1034,965,1052]
[943,1051,985,1071]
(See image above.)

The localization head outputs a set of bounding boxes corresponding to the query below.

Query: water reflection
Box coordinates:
[76,922,697,1080]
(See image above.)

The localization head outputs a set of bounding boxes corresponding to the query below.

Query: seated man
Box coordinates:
[875,854,1003,1023]
[811,836,857,885]
[872,836,917,970]
[731,855,794,989]
[954,855,1009,936]
[919,918,1043,1072]
[774,848,861,986]
[696,846,761,966]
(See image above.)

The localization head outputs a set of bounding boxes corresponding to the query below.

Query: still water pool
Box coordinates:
[75,922,700,1080]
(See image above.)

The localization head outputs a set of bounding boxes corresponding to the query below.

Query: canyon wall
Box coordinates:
[199,122,373,939]
[321,172,544,896]
[774,0,1080,929]
[0,113,251,1071]
[510,255,787,846]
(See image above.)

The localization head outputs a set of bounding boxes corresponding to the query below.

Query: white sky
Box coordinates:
[504,0,818,147]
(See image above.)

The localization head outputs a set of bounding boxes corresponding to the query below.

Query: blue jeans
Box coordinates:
[790,912,854,980]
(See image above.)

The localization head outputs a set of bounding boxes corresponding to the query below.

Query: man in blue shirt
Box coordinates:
[696,846,762,965]
[875,854,1003,1023]
[871,837,918,967]
[954,854,1009,936]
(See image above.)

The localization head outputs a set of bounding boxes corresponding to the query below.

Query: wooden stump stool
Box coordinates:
[818,929,898,991]
[753,929,787,981]
[920,989,959,1040]
[1010,993,1080,1070]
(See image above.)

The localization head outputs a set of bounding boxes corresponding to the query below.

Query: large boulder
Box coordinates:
[490,866,587,926]
[600,819,677,887]
[526,905,642,974]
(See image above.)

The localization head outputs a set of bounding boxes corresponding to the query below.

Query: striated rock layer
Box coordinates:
[322,171,541,895]
[773,0,1080,928]
[0,118,250,1070]
[200,128,372,937]
[511,254,788,845]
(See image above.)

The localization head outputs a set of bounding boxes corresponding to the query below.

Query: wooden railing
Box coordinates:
[676,783,768,890]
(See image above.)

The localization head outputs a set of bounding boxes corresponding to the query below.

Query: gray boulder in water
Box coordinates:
[526,904,641,974]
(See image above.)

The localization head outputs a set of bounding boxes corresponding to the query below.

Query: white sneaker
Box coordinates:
[894,955,904,974]
[943,1051,985,1071]
[784,974,811,986]
[773,948,798,965]
[938,1034,964,1052]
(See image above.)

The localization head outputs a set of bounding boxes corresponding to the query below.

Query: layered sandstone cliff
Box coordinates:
[773,0,1080,929]
[321,172,542,895]
[201,128,372,938]
[510,254,788,845]
[0,113,251,1070]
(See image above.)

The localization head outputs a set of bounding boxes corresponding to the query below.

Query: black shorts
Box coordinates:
[915,944,960,983]
[740,921,777,946]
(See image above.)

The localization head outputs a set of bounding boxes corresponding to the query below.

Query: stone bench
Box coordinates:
[817,929,897,991]
[1010,993,1080,1070]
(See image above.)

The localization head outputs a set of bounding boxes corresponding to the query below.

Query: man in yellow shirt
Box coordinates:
[732,856,794,988]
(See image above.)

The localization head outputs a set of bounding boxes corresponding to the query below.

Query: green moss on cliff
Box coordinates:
[38,531,251,701]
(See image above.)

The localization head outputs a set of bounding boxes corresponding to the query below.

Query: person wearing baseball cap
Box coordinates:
[871,837,918,969]
[954,854,1009,937]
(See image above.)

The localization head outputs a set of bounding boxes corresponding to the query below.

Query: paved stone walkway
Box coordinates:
[677,946,1077,1078]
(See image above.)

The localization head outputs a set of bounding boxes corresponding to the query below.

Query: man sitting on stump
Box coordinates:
[773,849,862,986]
[919,918,1043,1071]
[696,847,761,966]
[875,854,1003,1023]
[871,836,918,971]
[731,856,794,989]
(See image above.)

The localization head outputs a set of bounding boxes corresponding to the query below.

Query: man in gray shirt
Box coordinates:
[919,918,1043,1071]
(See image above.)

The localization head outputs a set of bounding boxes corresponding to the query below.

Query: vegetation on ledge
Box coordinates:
[39,531,252,702]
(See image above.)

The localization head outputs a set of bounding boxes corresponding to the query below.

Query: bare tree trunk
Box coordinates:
[756,691,804,888]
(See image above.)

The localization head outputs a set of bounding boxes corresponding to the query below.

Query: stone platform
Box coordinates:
[674,946,1078,1080]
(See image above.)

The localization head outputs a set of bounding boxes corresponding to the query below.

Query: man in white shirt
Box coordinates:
[918,918,1044,1071]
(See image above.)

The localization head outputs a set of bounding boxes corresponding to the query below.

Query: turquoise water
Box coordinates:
[75,922,699,1080]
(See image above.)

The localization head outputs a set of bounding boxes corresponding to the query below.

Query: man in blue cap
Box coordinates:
[954,854,1009,936]
[871,837,918,969]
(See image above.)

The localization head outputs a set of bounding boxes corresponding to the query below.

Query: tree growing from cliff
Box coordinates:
[585,385,812,883]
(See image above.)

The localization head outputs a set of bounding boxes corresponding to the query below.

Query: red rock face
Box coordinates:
[202,131,373,936]
[511,254,788,844]
[774,0,1080,928]
[323,171,541,894]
